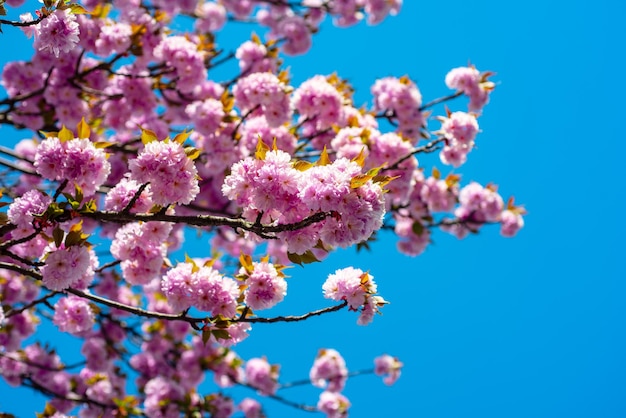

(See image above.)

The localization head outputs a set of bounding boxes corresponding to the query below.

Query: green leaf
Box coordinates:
[300,250,320,264]
[287,252,303,266]
[212,329,231,341]
[412,221,424,236]
[174,129,191,145]
[58,125,74,142]
[184,146,201,161]
[53,227,64,248]
[141,128,158,144]
[68,3,90,14]
[202,328,212,345]
[76,117,90,138]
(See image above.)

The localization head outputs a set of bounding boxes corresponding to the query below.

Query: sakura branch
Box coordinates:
[0,0,523,416]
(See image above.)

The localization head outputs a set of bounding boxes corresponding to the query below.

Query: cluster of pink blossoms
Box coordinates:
[236,40,278,74]
[310,348,351,417]
[233,72,291,127]
[445,66,495,112]
[52,295,94,336]
[322,267,387,325]
[40,244,97,291]
[292,75,344,129]
[372,76,424,142]
[222,148,386,252]
[34,136,111,196]
[34,8,80,58]
[129,139,200,206]
[110,221,171,285]
[161,261,239,316]
[438,111,480,167]
[153,36,207,94]
[103,177,154,214]
[239,260,287,310]
[7,189,52,238]
[374,354,403,385]
[245,357,279,396]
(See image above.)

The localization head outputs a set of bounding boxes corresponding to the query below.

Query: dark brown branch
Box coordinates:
[4,291,59,318]
[419,91,464,111]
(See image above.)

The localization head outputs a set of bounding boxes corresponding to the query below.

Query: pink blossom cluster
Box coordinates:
[368,132,417,207]
[95,21,132,56]
[161,261,239,316]
[103,177,154,213]
[195,1,227,32]
[0,310,37,352]
[110,221,171,285]
[52,295,95,336]
[317,391,351,418]
[310,348,351,417]
[40,244,97,291]
[102,65,159,132]
[245,357,279,395]
[222,149,386,252]
[394,215,432,256]
[374,354,403,385]
[34,136,111,196]
[238,116,297,156]
[239,260,287,310]
[258,9,313,56]
[7,189,52,237]
[185,98,225,136]
[143,376,185,418]
[232,72,292,127]
[236,40,278,74]
[439,111,480,167]
[310,348,348,392]
[76,367,126,416]
[297,158,386,249]
[239,398,262,418]
[321,0,402,27]
[372,76,424,142]
[34,9,80,58]
[292,75,344,130]
[322,267,387,325]
[153,36,207,94]
[129,140,200,206]
[500,209,525,237]
[445,66,494,112]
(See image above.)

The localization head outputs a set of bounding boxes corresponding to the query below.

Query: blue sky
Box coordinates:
[2,1,626,417]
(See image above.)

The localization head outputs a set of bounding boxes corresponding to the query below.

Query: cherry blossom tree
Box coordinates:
[0,1,525,417]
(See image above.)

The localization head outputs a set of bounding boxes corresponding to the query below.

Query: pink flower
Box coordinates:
[35,9,80,58]
[34,137,111,196]
[195,2,227,32]
[374,354,403,385]
[310,348,348,392]
[104,177,154,213]
[242,261,287,311]
[239,398,262,418]
[232,72,292,127]
[236,40,277,74]
[372,76,423,142]
[129,140,200,206]
[40,245,95,291]
[323,267,375,309]
[245,357,279,395]
[317,391,350,418]
[53,295,94,336]
[445,66,494,112]
[7,189,51,231]
[500,209,524,237]
[153,36,207,94]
